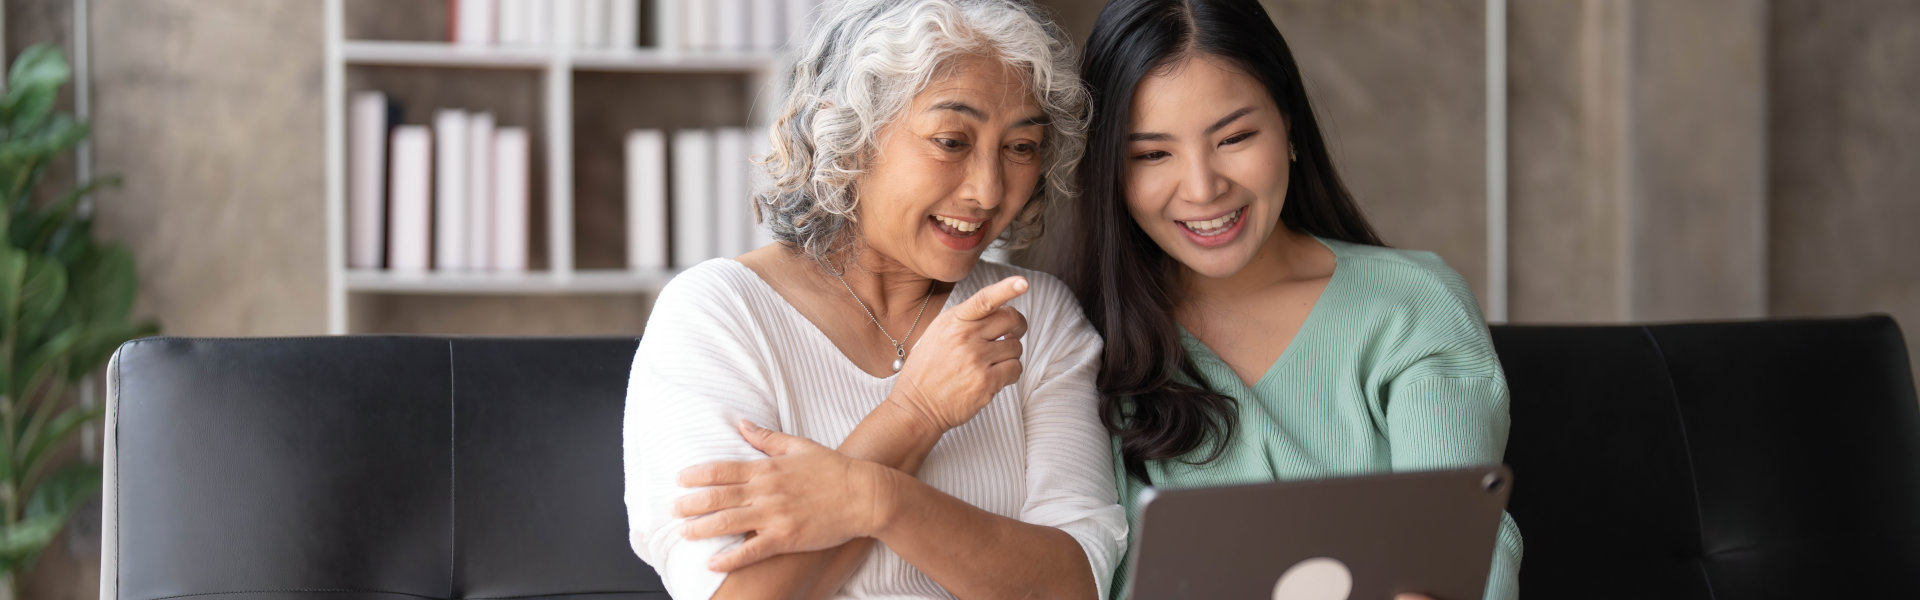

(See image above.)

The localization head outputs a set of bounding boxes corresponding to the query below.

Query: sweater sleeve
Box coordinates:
[1014,274,1130,599]
[1376,259,1523,600]
[623,264,780,600]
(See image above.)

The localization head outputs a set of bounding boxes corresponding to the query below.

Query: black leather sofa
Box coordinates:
[100,316,1920,599]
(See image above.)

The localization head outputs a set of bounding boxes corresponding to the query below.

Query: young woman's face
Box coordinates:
[853,55,1048,282]
[1123,54,1292,280]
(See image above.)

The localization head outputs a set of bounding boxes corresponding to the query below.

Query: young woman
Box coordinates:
[1058,0,1523,598]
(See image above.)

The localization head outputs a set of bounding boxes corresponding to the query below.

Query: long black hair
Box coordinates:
[1062,0,1384,481]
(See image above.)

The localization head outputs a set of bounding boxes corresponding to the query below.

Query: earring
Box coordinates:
[1289,141,1297,162]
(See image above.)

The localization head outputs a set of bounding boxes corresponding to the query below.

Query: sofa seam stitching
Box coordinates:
[1641,326,1718,600]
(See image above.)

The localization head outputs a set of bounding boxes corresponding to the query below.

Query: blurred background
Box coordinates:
[3,0,1915,596]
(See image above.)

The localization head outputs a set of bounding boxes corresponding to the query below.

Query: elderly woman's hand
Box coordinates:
[673,420,897,572]
[886,276,1031,434]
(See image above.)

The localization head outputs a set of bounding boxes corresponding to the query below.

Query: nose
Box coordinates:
[957,145,1007,212]
[1175,152,1229,206]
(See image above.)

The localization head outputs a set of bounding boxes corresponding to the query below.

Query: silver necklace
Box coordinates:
[832,271,934,372]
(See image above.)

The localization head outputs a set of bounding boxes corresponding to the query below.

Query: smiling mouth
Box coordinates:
[1178,207,1246,237]
[931,215,984,237]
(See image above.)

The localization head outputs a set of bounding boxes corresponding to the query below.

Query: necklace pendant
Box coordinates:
[891,358,904,372]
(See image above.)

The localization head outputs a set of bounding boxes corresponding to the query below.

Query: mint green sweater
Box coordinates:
[1111,237,1523,600]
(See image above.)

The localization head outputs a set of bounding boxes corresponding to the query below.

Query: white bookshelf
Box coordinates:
[323,0,783,333]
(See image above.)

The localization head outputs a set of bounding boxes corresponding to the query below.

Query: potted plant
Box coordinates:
[0,44,160,597]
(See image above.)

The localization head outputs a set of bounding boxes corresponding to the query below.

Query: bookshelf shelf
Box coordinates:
[343,40,782,74]
[345,269,680,294]
[343,40,554,69]
[571,48,780,73]
[324,0,784,333]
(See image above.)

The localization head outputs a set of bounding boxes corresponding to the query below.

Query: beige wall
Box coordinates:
[1768,0,1920,372]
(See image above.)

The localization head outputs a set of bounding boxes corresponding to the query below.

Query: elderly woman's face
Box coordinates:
[852,54,1047,282]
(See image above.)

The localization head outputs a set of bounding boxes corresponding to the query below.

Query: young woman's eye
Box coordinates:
[1132,150,1170,162]
[1221,131,1257,146]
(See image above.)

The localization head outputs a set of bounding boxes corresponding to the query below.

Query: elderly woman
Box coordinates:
[622,1,1124,598]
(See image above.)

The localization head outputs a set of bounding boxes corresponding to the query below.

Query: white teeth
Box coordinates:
[1179,209,1242,235]
[934,215,982,233]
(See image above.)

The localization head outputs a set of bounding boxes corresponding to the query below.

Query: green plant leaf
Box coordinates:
[18,401,100,471]
[23,462,100,520]
[0,248,29,363]
[5,45,71,97]
[15,256,69,350]
[0,512,66,560]
[0,114,87,163]
[68,245,137,325]
[4,83,57,133]
[66,320,159,381]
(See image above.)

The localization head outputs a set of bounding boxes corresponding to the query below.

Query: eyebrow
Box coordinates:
[1127,106,1258,142]
[930,100,1050,129]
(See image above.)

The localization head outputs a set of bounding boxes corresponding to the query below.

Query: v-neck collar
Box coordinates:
[1177,235,1344,392]
[722,258,977,382]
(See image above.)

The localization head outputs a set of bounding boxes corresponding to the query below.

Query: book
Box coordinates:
[388,127,434,272]
[751,0,782,51]
[467,113,496,270]
[578,0,609,47]
[454,0,498,45]
[717,0,750,51]
[671,129,716,268]
[500,0,529,44]
[493,128,531,272]
[349,91,390,270]
[434,109,470,270]
[527,0,552,45]
[655,0,681,50]
[784,0,818,48]
[625,129,668,270]
[748,127,777,249]
[685,0,713,50]
[713,127,751,258]
[609,0,639,49]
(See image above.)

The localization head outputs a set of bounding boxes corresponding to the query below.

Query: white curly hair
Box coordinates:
[753,0,1089,265]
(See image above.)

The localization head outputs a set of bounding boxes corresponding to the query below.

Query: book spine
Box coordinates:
[578,0,609,47]
[750,0,781,51]
[713,127,750,259]
[656,0,681,50]
[466,113,496,270]
[457,0,499,45]
[609,0,639,49]
[783,0,817,49]
[500,0,529,44]
[349,91,389,270]
[434,109,471,270]
[626,129,668,270]
[671,129,716,268]
[527,0,552,45]
[716,0,750,51]
[389,127,434,272]
[493,128,531,272]
[749,127,777,249]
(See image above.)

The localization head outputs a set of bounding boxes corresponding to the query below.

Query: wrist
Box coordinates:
[880,388,949,438]
[860,460,909,539]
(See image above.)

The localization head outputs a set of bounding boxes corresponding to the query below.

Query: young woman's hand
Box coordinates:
[886,276,1030,434]
[673,421,898,572]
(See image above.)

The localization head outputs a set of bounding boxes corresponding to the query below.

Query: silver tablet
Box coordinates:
[1125,465,1512,600]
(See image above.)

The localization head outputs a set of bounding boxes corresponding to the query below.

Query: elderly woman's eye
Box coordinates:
[933,138,970,151]
[1005,142,1040,162]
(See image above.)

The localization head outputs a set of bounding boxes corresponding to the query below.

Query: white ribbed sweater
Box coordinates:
[624,259,1126,599]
